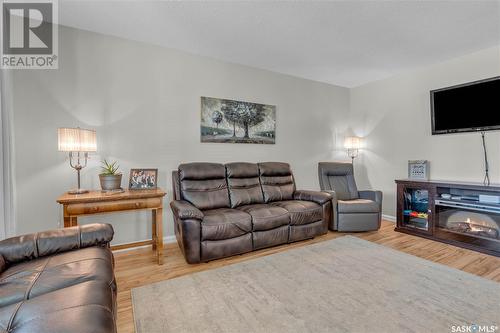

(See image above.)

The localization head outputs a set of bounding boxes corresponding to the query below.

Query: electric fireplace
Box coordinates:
[396,179,500,257]
[436,209,500,242]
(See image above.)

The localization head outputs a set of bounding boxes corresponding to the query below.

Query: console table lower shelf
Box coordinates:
[396,179,500,257]
[57,189,166,264]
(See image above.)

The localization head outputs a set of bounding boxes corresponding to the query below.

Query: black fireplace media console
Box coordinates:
[395,179,500,257]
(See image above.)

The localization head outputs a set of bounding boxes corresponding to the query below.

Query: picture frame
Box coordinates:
[408,160,429,180]
[128,168,158,190]
[200,96,276,144]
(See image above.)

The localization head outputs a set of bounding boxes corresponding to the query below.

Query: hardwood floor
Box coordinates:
[114,220,500,333]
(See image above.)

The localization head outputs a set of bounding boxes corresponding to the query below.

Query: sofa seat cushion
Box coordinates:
[0,280,115,333]
[237,204,290,231]
[337,199,379,213]
[0,246,115,308]
[271,200,322,226]
[201,208,252,241]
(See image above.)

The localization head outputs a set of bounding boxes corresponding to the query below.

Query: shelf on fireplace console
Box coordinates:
[435,198,500,214]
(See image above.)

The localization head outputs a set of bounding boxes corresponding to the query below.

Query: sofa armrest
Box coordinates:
[294,190,332,205]
[321,190,337,203]
[0,223,114,266]
[359,190,383,205]
[170,200,204,220]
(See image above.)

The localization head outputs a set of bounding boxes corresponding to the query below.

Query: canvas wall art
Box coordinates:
[201,97,276,144]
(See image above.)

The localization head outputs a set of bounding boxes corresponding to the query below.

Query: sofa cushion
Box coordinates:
[201,234,253,262]
[226,162,264,208]
[272,200,323,225]
[337,199,379,213]
[201,208,252,241]
[258,162,295,203]
[179,163,230,210]
[0,246,115,308]
[237,204,290,231]
[0,280,115,333]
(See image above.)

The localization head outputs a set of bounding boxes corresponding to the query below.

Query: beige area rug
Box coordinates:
[132,236,500,333]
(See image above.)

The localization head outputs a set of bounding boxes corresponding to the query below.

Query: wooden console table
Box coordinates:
[57,189,166,264]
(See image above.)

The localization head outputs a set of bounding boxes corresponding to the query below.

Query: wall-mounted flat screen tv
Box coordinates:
[431,76,500,135]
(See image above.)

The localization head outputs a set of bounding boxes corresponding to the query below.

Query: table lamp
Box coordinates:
[344,136,361,163]
[58,127,97,194]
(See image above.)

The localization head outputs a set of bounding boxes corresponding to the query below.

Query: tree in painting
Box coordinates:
[211,110,223,128]
[234,103,266,138]
[221,100,241,137]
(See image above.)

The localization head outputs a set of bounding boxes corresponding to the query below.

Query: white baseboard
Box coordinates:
[164,235,177,244]
[112,235,177,253]
[382,214,396,222]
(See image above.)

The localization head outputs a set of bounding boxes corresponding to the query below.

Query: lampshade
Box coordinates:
[344,136,361,149]
[58,127,97,152]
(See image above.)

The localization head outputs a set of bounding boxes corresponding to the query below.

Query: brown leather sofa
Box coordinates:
[0,223,116,333]
[171,162,332,263]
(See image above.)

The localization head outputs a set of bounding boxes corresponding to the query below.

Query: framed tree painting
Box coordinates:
[200,97,276,144]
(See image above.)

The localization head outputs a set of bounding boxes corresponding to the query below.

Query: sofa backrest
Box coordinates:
[318,162,359,200]
[178,162,230,210]
[258,162,296,203]
[225,162,264,208]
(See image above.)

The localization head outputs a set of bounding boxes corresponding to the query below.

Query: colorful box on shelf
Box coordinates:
[403,210,428,219]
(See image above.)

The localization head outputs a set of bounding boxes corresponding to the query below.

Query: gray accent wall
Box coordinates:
[9,26,350,244]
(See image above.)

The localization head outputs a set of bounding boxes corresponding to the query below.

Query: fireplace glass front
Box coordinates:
[436,206,500,242]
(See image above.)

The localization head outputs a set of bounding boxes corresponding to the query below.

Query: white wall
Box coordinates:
[350,46,500,218]
[10,26,350,244]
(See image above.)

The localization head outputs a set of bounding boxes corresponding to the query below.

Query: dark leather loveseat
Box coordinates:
[0,223,116,333]
[171,162,332,263]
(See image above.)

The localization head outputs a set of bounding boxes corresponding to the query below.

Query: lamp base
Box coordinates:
[67,188,89,195]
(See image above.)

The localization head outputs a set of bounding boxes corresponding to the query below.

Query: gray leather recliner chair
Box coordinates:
[318,162,382,232]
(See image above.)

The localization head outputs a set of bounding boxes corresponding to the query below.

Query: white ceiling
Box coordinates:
[59,1,500,88]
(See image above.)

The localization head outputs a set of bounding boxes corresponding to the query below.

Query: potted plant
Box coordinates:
[99,159,122,191]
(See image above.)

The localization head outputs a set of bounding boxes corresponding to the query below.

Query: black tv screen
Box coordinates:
[431,76,500,135]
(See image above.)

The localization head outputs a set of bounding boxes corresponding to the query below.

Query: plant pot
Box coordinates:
[99,174,122,191]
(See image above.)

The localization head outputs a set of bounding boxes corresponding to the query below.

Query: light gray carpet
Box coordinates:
[132,236,500,333]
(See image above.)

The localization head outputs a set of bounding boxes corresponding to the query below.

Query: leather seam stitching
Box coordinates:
[6,255,51,331]
[37,256,113,270]
[0,257,113,282]
[24,257,51,300]
[181,188,228,193]
[34,233,39,258]
[78,225,82,249]
[6,301,24,332]
[249,212,289,221]
[10,303,114,331]
[229,184,261,189]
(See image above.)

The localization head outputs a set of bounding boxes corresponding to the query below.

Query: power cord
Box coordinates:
[481,131,490,186]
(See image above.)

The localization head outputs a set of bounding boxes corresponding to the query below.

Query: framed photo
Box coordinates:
[408,160,429,180]
[129,168,158,190]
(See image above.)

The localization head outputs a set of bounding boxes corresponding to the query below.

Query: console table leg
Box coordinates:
[64,216,71,228]
[155,208,163,265]
[152,210,157,251]
[63,205,72,228]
